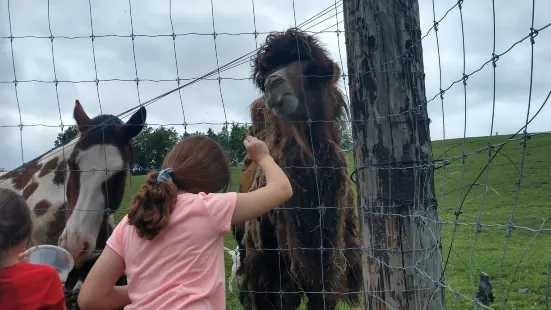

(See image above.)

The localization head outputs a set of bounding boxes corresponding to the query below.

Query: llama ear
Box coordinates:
[330,63,341,84]
[73,100,93,133]
[120,106,147,141]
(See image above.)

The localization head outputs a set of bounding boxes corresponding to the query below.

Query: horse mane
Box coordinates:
[0,114,126,182]
[0,153,45,178]
[89,114,124,132]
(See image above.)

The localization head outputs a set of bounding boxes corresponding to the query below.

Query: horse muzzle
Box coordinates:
[58,234,92,267]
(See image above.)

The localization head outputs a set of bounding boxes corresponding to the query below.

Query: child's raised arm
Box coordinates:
[231,136,293,225]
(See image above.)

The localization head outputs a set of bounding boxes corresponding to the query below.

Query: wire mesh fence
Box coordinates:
[0,0,550,309]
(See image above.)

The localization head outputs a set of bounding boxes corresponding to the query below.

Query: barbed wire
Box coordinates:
[2,0,551,309]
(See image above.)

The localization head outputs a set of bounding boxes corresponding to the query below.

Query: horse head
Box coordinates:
[58,100,146,267]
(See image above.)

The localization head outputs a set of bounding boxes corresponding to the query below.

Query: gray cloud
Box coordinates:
[1,0,550,170]
[420,0,551,139]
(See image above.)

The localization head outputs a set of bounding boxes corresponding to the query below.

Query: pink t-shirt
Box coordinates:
[106,192,237,310]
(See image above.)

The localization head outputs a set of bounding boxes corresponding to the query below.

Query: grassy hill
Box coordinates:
[114,133,551,309]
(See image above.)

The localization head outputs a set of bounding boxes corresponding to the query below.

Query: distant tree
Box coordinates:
[182,123,248,165]
[132,126,180,175]
[227,122,248,165]
[182,130,205,139]
[218,124,230,149]
[130,123,250,173]
[206,128,218,141]
[54,126,79,148]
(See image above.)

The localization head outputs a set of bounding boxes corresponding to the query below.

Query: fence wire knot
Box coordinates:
[487,142,494,153]
[475,220,482,233]
[529,27,539,44]
[505,221,515,238]
[462,73,469,85]
[491,53,499,67]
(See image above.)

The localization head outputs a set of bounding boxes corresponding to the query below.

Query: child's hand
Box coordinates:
[18,250,30,262]
[243,136,270,164]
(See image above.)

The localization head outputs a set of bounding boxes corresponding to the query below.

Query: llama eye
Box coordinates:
[260,77,269,87]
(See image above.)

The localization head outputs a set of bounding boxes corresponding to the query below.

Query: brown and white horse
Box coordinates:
[0,100,146,305]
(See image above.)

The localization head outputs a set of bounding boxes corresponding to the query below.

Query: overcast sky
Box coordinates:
[1,0,550,170]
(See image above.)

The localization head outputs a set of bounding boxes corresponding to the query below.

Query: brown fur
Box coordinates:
[233,28,363,310]
[33,199,53,217]
[0,160,44,190]
[39,157,59,178]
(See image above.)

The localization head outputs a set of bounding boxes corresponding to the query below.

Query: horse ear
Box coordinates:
[120,107,146,141]
[73,100,92,133]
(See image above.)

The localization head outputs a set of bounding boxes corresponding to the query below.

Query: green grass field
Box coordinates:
[114,133,551,309]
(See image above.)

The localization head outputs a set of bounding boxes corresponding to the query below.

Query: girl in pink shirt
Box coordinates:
[77,135,293,310]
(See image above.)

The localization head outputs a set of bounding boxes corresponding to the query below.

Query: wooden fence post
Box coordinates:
[343,0,446,308]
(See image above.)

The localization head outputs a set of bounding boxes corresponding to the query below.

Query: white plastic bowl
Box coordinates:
[26,245,74,283]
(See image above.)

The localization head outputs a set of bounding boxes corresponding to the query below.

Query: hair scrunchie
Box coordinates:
[156,168,173,185]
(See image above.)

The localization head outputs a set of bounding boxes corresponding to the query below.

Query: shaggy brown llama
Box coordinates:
[231,28,363,310]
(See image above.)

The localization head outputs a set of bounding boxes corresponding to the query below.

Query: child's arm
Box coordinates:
[77,246,130,310]
[231,136,293,224]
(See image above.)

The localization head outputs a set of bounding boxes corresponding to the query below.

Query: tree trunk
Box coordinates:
[343,0,445,309]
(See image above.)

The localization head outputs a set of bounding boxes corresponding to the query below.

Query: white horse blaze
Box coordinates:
[59,144,125,261]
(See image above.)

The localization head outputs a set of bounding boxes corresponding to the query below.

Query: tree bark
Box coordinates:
[343,0,445,309]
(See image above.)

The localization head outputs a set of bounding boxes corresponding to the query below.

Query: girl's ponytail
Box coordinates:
[127,135,232,239]
[127,169,177,240]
